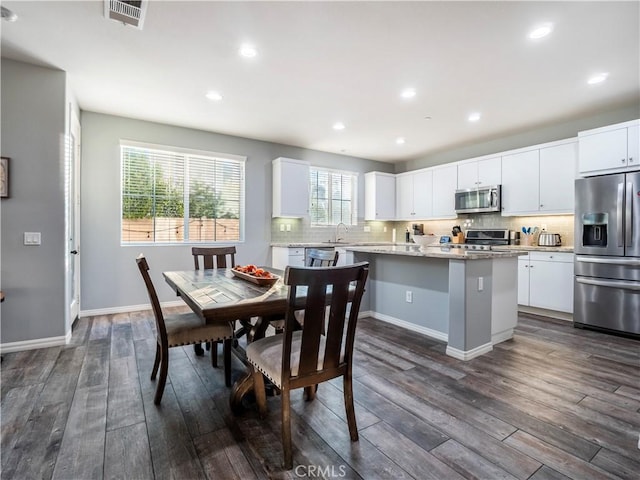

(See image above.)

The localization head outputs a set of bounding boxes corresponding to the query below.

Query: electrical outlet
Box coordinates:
[383,226,387,233]
[364,226,371,232]
[286,224,291,232]
[478,277,484,292]
[279,224,285,232]
[405,290,413,303]
[24,232,41,245]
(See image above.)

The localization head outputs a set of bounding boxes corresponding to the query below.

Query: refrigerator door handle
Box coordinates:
[576,256,640,266]
[617,182,624,247]
[625,182,633,247]
[576,276,640,291]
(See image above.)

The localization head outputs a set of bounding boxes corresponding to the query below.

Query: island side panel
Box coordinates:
[354,252,449,340]
[447,259,493,360]
[491,256,519,343]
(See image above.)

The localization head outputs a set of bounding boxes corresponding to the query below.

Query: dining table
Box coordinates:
[163,267,291,413]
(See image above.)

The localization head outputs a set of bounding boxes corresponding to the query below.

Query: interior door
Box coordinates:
[67,108,81,328]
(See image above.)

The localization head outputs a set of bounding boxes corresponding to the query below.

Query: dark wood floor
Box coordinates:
[1,310,639,479]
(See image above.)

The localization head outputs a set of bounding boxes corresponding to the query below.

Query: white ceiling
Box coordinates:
[1,1,638,163]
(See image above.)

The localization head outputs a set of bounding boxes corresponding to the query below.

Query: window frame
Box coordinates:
[309,166,358,227]
[120,140,246,246]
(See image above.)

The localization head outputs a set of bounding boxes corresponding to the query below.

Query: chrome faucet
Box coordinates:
[335,222,349,242]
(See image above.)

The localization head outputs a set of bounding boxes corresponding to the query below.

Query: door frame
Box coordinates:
[66,106,81,335]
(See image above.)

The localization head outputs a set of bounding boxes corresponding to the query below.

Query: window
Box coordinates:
[121,142,245,244]
[309,167,358,226]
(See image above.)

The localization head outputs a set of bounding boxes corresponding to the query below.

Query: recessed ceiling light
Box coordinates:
[528,23,553,39]
[401,88,416,99]
[396,137,406,145]
[239,44,257,58]
[205,91,223,101]
[333,122,346,131]
[587,72,609,85]
[468,112,481,122]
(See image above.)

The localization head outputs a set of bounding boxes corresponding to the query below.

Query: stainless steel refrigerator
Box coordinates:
[574,172,640,336]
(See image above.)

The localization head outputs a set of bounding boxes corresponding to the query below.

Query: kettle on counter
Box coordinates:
[538,232,562,246]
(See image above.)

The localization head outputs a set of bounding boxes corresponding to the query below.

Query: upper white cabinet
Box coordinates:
[502,149,540,215]
[502,140,576,216]
[457,156,501,190]
[431,164,458,218]
[272,157,309,218]
[578,119,640,175]
[539,142,577,214]
[364,172,396,220]
[396,169,433,220]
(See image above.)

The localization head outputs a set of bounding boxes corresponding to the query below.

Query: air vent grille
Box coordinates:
[104,0,147,29]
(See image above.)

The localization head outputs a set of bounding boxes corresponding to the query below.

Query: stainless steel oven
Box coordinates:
[455,185,501,214]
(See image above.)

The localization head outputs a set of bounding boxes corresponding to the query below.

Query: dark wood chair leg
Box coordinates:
[151,343,161,380]
[194,343,205,356]
[343,374,359,441]
[154,346,169,405]
[223,338,232,387]
[281,388,293,469]
[303,385,318,401]
[210,341,218,367]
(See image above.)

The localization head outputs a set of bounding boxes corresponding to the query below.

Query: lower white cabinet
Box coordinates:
[335,247,354,266]
[272,247,305,270]
[518,251,574,313]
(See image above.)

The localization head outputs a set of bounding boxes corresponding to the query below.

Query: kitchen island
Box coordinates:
[345,245,525,360]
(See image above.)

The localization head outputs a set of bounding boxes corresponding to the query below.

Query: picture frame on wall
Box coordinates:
[1,157,9,198]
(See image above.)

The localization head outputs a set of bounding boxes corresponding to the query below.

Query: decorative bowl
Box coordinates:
[412,234,439,248]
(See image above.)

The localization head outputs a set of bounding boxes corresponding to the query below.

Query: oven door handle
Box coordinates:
[576,276,640,291]
[576,256,640,266]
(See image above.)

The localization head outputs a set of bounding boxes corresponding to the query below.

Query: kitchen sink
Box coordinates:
[321,241,349,245]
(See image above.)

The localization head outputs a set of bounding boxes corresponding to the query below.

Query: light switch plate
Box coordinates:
[24,232,41,245]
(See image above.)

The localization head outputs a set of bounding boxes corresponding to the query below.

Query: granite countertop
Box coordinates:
[271,242,395,248]
[344,244,525,260]
[491,245,574,253]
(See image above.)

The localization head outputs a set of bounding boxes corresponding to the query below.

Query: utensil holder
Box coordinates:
[521,235,535,246]
[452,233,465,244]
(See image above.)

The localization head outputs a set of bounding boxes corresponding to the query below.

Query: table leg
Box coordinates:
[229,315,280,414]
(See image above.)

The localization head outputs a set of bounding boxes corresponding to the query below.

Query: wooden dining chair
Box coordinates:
[191,246,237,369]
[246,262,369,469]
[272,249,340,335]
[136,254,234,404]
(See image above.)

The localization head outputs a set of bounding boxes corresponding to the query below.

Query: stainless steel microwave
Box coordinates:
[454,185,501,214]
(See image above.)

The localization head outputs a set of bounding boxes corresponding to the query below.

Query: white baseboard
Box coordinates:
[492,328,514,345]
[364,311,449,343]
[446,342,493,361]
[1,329,73,354]
[80,300,184,318]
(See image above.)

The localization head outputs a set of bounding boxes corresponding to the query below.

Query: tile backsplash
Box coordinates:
[272,213,575,246]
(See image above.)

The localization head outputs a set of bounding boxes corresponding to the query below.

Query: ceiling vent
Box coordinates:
[104,0,147,30]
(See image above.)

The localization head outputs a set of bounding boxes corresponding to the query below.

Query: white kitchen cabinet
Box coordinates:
[396,169,433,220]
[364,172,396,220]
[578,119,640,175]
[502,140,576,216]
[518,251,574,313]
[501,149,540,215]
[335,247,354,266]
[431,164,458,218]
[272,157,310,218]
[457,156,501,190]
[539,142,577,214]
[272,247,305,270]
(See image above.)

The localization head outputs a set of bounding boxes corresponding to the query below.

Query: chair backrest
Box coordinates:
[136,254,168,344]
[281,262,369,386]
[306,248,339,267]
[192,246,236,270]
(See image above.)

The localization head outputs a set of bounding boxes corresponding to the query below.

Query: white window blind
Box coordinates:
[309,167,357,226]
[121,143,245,244]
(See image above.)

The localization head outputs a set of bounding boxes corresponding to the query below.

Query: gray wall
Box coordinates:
[80,112,393,312]
[397,103,640,172]
[1,59,67,343]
